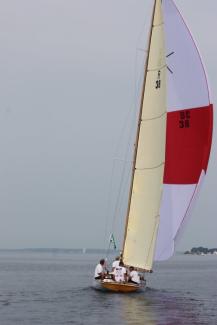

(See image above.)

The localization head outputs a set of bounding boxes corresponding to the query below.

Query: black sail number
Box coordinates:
[179,110,191,128]
[155,70,161,89]
[156,80,161,89]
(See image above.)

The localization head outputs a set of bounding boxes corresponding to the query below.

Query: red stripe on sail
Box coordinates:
[164,105,213,184]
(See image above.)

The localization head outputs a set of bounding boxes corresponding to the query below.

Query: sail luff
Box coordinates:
[122,0,157,257]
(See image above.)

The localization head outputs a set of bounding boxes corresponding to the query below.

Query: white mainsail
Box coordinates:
[123,0,167,271]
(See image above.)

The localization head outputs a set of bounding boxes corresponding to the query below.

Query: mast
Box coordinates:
[122,0,157,257]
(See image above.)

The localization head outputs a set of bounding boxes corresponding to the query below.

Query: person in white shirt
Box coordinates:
[113,260,127,282]
[112,256,120,271]
[128,266,140,284]
[94,259,105,280]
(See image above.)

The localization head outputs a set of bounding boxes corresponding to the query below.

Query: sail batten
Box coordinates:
[136,163,165,171]
[148,65,167,72]
[141,111,166,121]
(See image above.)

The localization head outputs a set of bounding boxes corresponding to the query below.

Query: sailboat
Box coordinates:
[98,0,213,293]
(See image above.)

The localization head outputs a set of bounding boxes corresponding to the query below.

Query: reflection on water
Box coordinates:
[119,287,207,325]
[120,291,157,325]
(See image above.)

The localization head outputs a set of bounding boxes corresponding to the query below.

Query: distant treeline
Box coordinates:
[184,247,217,255]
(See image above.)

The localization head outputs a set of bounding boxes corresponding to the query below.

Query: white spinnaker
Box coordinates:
[155,0,212,261]
[162,0,210,110]
[123,0,167,271]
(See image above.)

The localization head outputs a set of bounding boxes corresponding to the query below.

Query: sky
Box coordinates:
[0,0,216,251]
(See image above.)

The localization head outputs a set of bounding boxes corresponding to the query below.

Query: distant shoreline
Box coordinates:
[0,247,216,256]
[184,247,217,256]
[0,248,117,254]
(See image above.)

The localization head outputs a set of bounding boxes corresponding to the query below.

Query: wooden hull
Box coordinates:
[100,280,142,293]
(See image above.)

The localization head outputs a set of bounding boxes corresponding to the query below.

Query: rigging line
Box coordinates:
[105,236,112,262]
[107,15,151,247]
[103,159,117,251]
[135,0,154,49]
[104,98,138,252]
[135,162,165,170]
[134,0,153,110]
[137,48,148,53]
[134,54,146,112]
[114,94,137,158]
[113,157,133,163]
[114,166,132,234]
[110,128,134,236]
[110,106,138,239]
[141,111,166,121]
[109,47,143,238]
[103,91,137,252]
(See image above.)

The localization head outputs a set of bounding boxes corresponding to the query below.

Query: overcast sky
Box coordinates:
[0,0,216,251]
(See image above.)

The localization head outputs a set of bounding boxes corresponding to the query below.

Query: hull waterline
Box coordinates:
[93,279,145,293]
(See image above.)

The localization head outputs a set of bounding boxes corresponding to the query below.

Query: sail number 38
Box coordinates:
[179,110,190,128]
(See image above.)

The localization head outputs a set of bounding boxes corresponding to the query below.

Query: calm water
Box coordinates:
[0,251,217,325]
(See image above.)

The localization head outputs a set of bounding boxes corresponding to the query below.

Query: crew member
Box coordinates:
[128,266,140,284]
[113,260,127,282]
[94,259,106,280]
[112,256,120,271]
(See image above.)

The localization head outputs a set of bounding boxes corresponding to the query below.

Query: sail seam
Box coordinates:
[147,64,167,72]
[153,22,164,27]
[135,162,165,170]
[141,111,166,121]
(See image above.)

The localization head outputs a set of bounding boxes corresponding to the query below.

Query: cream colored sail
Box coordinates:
[123,0,167,271]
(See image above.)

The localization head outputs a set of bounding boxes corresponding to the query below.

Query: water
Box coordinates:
[0,251,217,324]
